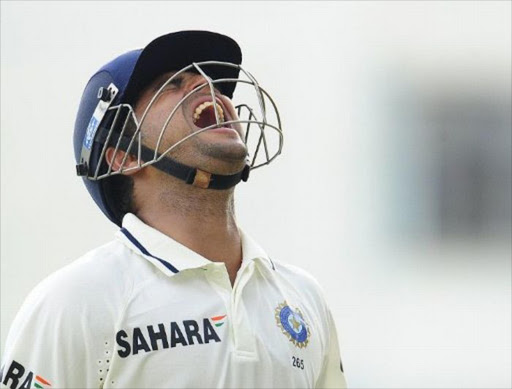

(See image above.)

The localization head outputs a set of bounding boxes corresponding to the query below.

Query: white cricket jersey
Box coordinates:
[1,213,346,389]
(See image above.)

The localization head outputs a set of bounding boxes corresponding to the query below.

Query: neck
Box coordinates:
[134,170,242,285]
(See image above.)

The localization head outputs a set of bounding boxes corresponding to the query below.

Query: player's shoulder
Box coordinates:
[3,240,141,350]
[242,230,324,295]
[273,258,323,287]
[270,258,328,304]
[22,239,149,312]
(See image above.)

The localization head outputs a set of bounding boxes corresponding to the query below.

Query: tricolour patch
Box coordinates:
[275,301,310,348]
[34,374,52,388]
[211,314,227,327]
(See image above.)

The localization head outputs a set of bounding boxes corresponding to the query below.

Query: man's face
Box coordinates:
[133,71,248,175]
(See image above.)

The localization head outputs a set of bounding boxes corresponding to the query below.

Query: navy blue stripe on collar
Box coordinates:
[120,228,179,274]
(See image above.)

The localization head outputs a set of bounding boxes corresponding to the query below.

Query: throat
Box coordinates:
[160,214,243,286]
[133,169,243,283]
[136,188,242,274]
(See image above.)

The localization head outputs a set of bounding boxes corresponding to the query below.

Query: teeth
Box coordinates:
[193,101,224,123]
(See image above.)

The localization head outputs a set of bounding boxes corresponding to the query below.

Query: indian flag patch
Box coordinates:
[34,375,52,388]
[211,314,227,327]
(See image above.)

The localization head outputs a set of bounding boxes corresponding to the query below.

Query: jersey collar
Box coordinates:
[116,213,274,277]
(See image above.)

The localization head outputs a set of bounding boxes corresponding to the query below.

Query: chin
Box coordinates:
[198,143,248,174]
[201,140,247,159]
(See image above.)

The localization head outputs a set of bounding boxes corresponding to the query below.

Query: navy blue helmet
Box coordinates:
[74,31,283,226]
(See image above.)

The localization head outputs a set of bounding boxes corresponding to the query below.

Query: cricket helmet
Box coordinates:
[73,31,282,226]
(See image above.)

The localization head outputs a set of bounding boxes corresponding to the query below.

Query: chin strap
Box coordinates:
[93,128,250,189]
[139,144,250,189]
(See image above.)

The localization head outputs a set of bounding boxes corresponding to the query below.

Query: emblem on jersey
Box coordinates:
[275,301,310,348]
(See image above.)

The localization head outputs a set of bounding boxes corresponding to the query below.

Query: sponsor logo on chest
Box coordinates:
[116,315,226,358]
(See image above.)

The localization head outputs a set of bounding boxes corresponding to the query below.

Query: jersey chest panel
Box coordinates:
[103,273,324,388]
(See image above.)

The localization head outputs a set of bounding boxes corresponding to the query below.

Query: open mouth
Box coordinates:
[192,100,231,130]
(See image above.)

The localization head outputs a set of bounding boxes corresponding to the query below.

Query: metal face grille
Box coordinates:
[86,61,283,180]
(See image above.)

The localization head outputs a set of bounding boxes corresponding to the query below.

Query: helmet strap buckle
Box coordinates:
[192,169,212,189]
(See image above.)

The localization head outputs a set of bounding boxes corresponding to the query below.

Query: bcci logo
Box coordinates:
[275,301,310,348]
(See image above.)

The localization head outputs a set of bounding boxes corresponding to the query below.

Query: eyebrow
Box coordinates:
[149,72,179,92]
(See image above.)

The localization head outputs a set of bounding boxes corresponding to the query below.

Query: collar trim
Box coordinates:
[120,227,179,273]
[117,213,275,275]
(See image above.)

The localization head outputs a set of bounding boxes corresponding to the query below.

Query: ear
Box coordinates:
[105,147,140,176]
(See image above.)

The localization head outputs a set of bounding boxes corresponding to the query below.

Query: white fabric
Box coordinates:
[1,214,346,389]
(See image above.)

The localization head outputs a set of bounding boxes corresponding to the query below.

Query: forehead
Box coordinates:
[134,70,199,106]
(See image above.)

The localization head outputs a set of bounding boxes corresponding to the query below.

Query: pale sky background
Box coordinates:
[1,1,511,388]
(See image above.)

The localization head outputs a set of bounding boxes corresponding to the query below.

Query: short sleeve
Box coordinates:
[315,309,347,389]
[1,268,120,389]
